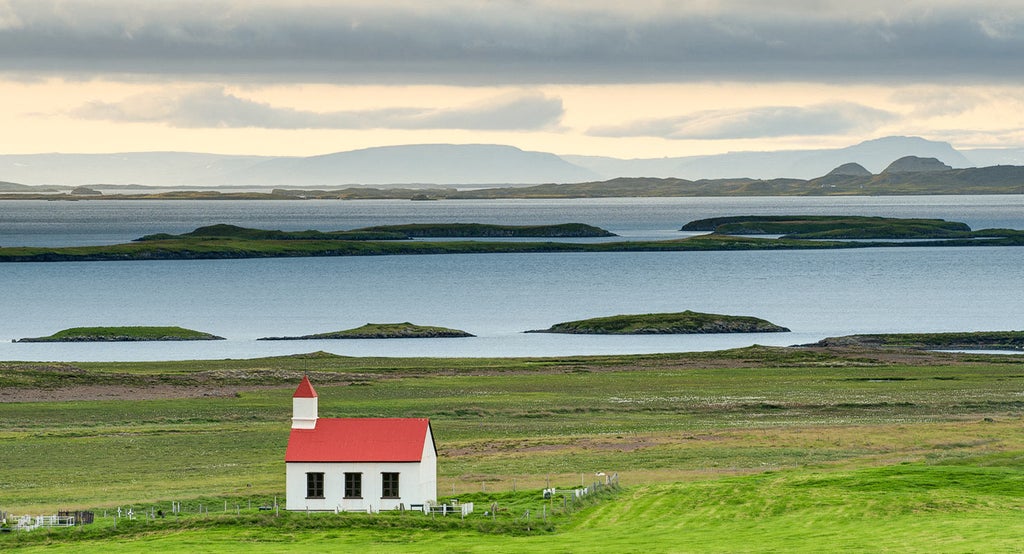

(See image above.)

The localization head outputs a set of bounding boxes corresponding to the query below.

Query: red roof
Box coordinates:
[293,375,318,398]
[285,418,433,463]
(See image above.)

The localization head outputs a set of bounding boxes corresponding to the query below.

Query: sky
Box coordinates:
[2,0,1024,159]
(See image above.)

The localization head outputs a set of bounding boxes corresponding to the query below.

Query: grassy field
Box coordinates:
[1,347,1022,551]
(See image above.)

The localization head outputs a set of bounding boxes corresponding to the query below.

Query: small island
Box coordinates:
[16,326,225,342]
[806,331,1024,351]
[136,222,615,242]
[258,322,475,340]
[680,215,974,239]
[526,311,790,335]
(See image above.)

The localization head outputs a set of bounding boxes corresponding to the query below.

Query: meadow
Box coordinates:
[1,346,1022,551]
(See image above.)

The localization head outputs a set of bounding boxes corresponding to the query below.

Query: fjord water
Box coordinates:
[1,196,1022,361]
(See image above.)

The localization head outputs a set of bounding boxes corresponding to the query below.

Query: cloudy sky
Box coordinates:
[2,0,1024,158]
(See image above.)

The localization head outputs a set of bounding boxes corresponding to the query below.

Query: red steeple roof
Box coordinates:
[285,418,433,463]
[293,375,318,398]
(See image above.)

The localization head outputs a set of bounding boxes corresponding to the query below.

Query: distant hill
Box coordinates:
[826,163,872,177]
[882,156,952,173]
[214,144,598,186]
[0,152,269,187]
[0,145,596,187]
[0,180,66,192]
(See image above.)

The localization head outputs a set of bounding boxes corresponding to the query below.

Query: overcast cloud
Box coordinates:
[589,103,897,140]
[70,87,564,130]
[1,1,1023,84]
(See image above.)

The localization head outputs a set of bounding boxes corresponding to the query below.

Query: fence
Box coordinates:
[5,514,78,532]
[426,500,474,517]
[0,475,618,532]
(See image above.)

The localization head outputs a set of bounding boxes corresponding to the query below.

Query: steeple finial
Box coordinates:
[293,375,318,398]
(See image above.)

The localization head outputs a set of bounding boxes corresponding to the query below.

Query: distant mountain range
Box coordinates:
[2,136,1023,188]
[566,136,976,180]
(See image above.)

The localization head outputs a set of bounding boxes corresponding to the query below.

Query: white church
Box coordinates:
[284,376,438,511]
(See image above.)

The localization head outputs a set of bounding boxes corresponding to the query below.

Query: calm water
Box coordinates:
[1,196,1022,361]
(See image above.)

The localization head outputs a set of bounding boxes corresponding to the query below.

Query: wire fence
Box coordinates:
[1,473,620,532]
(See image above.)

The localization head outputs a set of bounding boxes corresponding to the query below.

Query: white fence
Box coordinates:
[426,500,473,517]
[6,514,76,532]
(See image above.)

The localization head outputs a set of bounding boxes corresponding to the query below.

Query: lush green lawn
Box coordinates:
[5,461,1022,552]
[1,348,1022,550]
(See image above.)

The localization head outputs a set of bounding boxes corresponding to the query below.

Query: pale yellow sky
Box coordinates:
[2,2,1023,159]
[3,78,1022,158]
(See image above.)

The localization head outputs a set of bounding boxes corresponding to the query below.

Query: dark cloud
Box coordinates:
[70,87,564,130]
[589,103,896,139]
[1,2,1023,84]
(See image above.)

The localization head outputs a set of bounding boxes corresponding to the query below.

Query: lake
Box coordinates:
[1,195,1022,361]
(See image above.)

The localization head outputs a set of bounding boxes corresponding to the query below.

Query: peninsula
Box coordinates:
[258,322,474,340]
[16,326,225,342]
[526,311,790,334]
[807,331,1024,351]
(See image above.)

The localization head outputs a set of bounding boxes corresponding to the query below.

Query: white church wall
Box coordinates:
[286,461,430,512]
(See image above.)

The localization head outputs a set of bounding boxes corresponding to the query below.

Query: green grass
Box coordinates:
[15,326,224,342]
[3,461,1021,552]
[1,348,1023,550]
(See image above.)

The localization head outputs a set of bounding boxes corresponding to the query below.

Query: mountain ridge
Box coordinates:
[1,136,1020,187]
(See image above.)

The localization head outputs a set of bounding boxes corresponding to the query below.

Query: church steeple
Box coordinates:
[291,375,318,429]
